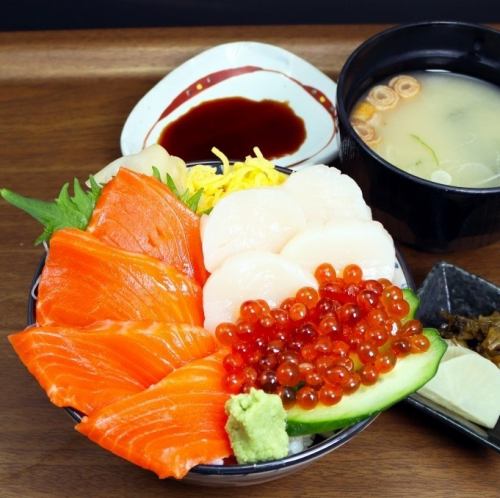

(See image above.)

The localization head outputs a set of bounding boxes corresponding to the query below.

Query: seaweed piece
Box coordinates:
[410,134,439,166]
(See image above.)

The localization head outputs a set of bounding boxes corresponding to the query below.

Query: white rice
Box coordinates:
[287,435,314,455]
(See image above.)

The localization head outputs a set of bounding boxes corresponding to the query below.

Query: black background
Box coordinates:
[2,0,499,31]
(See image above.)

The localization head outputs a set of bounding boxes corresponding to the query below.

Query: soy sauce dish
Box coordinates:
[336,21,500,252]
[121,41,339,167]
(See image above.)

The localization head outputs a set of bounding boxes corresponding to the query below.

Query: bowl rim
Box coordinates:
[336,20,500,195]
[26,162,416,476]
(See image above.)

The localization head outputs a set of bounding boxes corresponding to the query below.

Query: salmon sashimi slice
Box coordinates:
[87,168,208,285]
[36,229,203,327]
[8,321,218,415]
[76,351,231,479]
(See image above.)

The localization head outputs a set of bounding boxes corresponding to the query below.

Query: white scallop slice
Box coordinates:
[203,251,316,332]
[282,164,372,224]
[199,213,209,241]
[280,220,395,281]
[202,187,306,273]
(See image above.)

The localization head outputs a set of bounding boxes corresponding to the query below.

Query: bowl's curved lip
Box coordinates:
[27,163,416,476]
[336,20,500,195]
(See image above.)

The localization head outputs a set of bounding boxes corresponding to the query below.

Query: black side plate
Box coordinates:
[406,262,500,453]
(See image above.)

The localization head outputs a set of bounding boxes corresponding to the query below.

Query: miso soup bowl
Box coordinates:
[336,21,500,252]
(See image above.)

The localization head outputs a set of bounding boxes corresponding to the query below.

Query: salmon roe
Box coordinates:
[220,263,429,409]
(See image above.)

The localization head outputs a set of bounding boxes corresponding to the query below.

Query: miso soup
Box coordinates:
[350,71,500,188]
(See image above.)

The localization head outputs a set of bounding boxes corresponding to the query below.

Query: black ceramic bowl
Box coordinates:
[336,21,500,252]
[28,252,414,486]
[26,162,415,486]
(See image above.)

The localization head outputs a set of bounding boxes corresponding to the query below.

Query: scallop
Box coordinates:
[199,213,209,240]
[201,187,306,272]
[203,251,316,332]
[280,220,395,281]
[282,165,372,224]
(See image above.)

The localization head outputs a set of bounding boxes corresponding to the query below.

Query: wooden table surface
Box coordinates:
[0,25,498,498]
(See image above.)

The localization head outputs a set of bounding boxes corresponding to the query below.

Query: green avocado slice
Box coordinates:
[286,328,447,436]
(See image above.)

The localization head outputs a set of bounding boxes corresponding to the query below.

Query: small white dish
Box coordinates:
[120,41,339,166]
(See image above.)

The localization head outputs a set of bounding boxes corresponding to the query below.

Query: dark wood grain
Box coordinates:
[0,25,499,498]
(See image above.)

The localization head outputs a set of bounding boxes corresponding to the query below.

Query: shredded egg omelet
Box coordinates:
[186,147,287,214]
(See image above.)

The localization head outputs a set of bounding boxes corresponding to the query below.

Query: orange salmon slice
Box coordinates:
[76,351,231,479]
[87,168,208,285]
[36,229,203,327]
[8,321,219,415]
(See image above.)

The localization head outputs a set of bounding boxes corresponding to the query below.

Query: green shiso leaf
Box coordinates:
[1,176,102,245]
[165,173,182,198]
[185,188,204,212]
[151,166,162,181]
[153,171,204,214]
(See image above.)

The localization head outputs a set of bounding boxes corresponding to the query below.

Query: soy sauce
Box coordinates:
[158,97,306,161]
